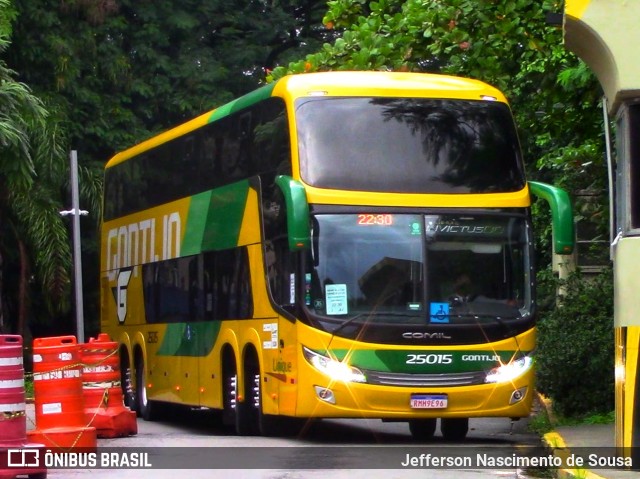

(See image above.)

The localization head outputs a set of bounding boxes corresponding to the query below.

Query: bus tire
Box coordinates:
[249,360,302,436]
[221,358,238,429]
[121,350,136,411]
[440,417,469,441]
[258,412,280,437]
[136,357,158,421]
[235,358,260,436]
[260,413,303,437]
[408,418,437,440]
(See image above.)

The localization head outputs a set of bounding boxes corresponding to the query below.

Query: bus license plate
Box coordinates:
[410,394,447,409]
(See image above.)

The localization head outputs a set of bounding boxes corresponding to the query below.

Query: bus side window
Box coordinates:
[263,182,296,308]
[203,270,213,320]
[218,116,239,179]
[252,100,290,176]
[203,248,253,321]
[188,256,201,321]
[233,248,252,318]
[232,112,252,180]
[199,135,219,188]
[142,262,159,324]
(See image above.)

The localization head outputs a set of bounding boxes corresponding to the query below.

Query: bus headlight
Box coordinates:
[485,356,533,384]
[303,347,367,383]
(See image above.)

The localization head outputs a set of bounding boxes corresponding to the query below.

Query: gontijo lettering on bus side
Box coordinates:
[103,180,257,280]
[105,211,181,282]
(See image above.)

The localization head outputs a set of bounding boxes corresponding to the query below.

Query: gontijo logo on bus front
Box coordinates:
[105,211,182,282]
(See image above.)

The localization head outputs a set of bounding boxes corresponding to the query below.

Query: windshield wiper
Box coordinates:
[448,313,521,320]
[328,311,417,336]
[329,311,521,337]
[447,313,523,339]
[328,312,369,337]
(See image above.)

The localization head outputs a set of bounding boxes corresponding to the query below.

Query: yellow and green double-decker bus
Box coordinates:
[101,71,573,440]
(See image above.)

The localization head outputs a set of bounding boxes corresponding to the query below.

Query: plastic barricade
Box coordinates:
[26,336,96,451]
[80,333,137,438]
[0,335,46,478]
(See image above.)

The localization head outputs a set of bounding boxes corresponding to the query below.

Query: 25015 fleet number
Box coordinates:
[406,354,453,365]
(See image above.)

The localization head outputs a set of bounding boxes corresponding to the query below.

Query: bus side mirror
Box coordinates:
[275,175,311,251]
[528,181,575,255]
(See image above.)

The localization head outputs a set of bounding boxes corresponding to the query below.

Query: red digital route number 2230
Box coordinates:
[357,214,394,226]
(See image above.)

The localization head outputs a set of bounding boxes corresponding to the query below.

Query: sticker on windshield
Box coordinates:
[289,273,296,304]
[325,284,348,315]
[430,302,450,323]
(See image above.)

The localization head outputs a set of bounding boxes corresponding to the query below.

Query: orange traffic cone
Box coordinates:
[27,336,97,451]
[80,334,137,438]
[0,335,47,479]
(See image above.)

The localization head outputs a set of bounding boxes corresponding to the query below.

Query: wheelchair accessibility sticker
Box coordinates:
[430,302,450,323]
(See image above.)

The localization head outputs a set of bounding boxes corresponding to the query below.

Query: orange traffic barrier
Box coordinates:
[80,333,137,438]
[0,335,46,479]
[27,336,96,451]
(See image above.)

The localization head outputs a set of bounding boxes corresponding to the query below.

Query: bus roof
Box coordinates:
[105,83,275,169]
[106,71,507,168]
[272,71,507,103]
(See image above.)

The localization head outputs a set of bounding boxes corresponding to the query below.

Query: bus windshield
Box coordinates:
[296,97,526,193]
[304,213,532,330]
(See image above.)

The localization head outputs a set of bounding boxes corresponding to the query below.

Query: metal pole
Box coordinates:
[602,97,617,259]
[70,150,85,343]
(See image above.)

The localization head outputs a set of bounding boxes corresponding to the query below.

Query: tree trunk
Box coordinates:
[0,248,4,333]
[17,239,29,338]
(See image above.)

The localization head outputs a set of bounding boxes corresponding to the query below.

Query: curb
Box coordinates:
[542,431,608,479]
[536,392,608,479]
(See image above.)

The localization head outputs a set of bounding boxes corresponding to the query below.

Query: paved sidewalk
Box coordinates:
[25,397,640,477]
[542,424,640,479]
[538,394,639,479]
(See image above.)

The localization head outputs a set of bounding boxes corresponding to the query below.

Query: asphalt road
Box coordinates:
[19,403,550,479]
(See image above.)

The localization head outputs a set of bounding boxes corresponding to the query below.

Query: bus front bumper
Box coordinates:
[294,368,534,419]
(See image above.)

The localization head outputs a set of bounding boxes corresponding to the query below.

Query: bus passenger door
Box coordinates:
[261,200,295,415]
[262,240,300,418]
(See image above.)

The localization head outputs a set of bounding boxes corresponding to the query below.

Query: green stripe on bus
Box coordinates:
[157,321,222,357]
[182,181,250,254]
[329,349,519,374]
[181,191,213,256]
[207,83,276,123]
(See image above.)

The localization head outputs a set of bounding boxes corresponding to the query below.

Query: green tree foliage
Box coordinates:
[6,0,331,160]
[269,0,605,201]
[0,0,101,336]
[536,269,615,417]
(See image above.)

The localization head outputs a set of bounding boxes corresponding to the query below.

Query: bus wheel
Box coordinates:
[260,414,304,437]
[440,418,469,441]
[222,361,238,429]
[250,364,301,436]
[409,419,437,440]
[234,359,260,436]
[121,355,136,411]
[136,358,157,421]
